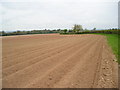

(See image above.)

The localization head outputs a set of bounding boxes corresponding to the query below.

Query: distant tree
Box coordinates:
[73,24,83,33]
[57,29,61,31]
[93,28,96,31]
[112,28,115,30]
[63,29,67,33]
[16,31,21,35]
[1,31,6,36]
[68,29,73,32]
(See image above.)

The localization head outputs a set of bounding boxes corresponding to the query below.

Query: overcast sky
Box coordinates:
[0,0,119,31]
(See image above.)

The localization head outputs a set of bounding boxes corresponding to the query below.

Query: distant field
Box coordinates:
[2,34,118,88]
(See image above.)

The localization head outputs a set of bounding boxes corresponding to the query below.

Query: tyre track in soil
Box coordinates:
[2,34,118,88]
[2,36,88,71]
[25,36,102,88]
[3,36,78,68]
[3,35,97,88]
[3,35,87,67]
[53,37,104,88]
[93,37,118,88]
[25,35,102,88]
[3,36,87,77]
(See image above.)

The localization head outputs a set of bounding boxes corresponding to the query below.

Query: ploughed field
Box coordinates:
[2,34,118,88]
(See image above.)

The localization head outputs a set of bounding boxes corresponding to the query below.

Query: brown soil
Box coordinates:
[2,34,118,88]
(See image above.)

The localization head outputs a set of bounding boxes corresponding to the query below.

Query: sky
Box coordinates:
[0,0,119,31]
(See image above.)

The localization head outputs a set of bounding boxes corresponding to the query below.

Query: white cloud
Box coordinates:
[0,0,118,31]
[0,0,119,2]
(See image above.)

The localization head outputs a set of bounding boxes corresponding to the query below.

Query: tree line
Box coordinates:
[0,29,60,36]
[60,24,119,34]
[0,24,119,36]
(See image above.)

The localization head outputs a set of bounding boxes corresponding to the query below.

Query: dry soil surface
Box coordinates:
[2,34,118,88]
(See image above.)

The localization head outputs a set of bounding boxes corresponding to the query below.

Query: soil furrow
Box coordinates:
[2,34,118,88]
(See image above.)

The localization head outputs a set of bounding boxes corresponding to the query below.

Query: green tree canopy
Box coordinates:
[73,24,83,33]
